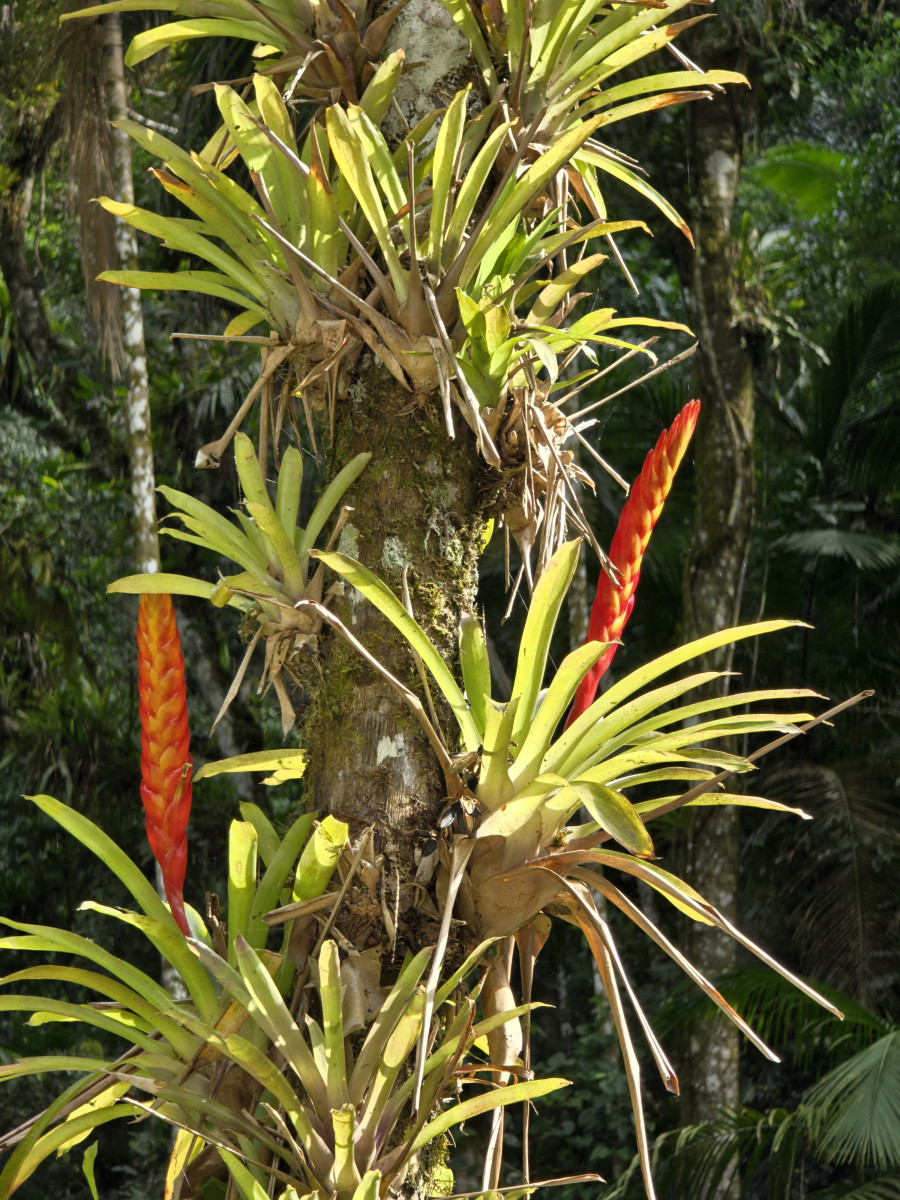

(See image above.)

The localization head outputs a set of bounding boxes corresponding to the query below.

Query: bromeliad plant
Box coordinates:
[0,777,558,1197]
[65,0,741,579]
[310,404,844,1194]
[112,435,370,732]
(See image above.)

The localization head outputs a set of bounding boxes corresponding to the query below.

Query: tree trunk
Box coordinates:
[101,11,159,574]
[0,94,119,470]
[679,84,755,1162]
[304,363,485,948]
[301,0,485,957]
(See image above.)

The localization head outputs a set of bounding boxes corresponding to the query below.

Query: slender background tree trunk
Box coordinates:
[679,85,754,1176]
[101,11,159,574]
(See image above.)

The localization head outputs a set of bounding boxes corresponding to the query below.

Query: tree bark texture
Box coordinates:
[101,11,160,574]
[679,86,755,1152]
[300,0,486,958]
[304,366,485,952]
[0,90,117,466]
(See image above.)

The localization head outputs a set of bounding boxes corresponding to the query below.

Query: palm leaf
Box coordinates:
[805,1033,900,1170]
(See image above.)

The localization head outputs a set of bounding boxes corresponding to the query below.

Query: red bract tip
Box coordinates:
[137,592,192,936]
[565,400,700,728]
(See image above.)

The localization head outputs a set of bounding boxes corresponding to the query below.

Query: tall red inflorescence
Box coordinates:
[137,592,192,936]
[566,399,701,728]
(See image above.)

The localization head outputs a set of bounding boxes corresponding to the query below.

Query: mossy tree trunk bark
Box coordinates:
[679,82,754,1171]
[299,0,486,955]
[304,365,485,947]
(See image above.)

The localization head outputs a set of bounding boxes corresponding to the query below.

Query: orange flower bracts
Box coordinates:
[137,593,192,936]
[566,400,701,728]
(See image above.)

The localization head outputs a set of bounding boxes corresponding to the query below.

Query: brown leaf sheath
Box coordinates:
[566,400,700,727]
[137,593,192,936]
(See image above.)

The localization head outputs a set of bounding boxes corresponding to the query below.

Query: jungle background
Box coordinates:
[1,0,899,1197]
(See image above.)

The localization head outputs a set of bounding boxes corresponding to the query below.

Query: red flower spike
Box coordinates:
[565,400,701,728]
[137,592,193,936]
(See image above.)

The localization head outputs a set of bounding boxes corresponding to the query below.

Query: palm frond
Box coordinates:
[775,530,900,571]
[760,760,900,1016]
[655,967,886,1072]
[804,1033,900,1171]
[807,283,900,477]
[604,1108,802,1200]
[812,1175,900,1200]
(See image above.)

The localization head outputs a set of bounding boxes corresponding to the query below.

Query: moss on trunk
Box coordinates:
[303,358,486,949]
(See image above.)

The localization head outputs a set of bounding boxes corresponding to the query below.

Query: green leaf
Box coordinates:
[805,1032,900,1168]
[97,198,265,296]
[355,988,425,1151]
[360,50,406,127]
[0,995,160,1052]
[195,748,309,787]
[776,529,900,571]
[318,940,350,1108]
[158,482,267,570]
[107,571,249,610]
[577,148,692,242]
[567,781,653,857]
[275,447,303,549]
[232,935,329,1119]
[297,452,371,557]
[510,641,607,789]
[443,121,514,265]
[527,254,609,324]
[325,106,407,302]
[245,500,306,596]
[77,901,218,1022]
[425,87,470,272]
[311,551,481,751]
[0,965,196,1058]
[459,614,492,735]
[219,1148,271,1200]
[508,539,582,750]
[349,945,433,1105]
[752,139,847,221]
[294,815,347,901]
[238,802,280,865]
[26,796,167,925]
[478,696,520,806]
[248,813,316,945]
[125,19,276,67]
[254,73,305,245]
[149,167,285,273]
[549,622,802,777]
[409,1076,570,1151]
[465,115,610,280]
[0,923,177,1015]
[0,1103,143,1196]
[594,851,716,925]
[603,68,748,106]
[438,0,495,86]
[96,269,266,316]
[635,793,813,821]
[566,685,818,778]
[83,1132,99,1200]
[228,821,258,968]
